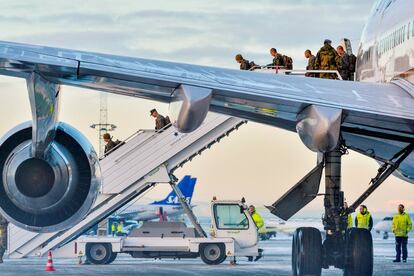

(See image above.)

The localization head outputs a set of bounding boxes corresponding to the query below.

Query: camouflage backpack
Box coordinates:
[283,55,293,70]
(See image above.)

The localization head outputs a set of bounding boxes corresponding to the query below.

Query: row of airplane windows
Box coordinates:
[378,20,414,56]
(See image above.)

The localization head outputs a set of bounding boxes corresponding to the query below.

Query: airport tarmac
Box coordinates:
[1,236,413,275]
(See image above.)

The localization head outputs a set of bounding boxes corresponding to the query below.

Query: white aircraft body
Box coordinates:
[0,0,413,274]
[115,176,196,222]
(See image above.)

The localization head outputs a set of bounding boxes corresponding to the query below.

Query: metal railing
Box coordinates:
[100,123,173,159]
[249,65,343,80]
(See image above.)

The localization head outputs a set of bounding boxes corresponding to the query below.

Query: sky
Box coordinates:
[2,0,414,216]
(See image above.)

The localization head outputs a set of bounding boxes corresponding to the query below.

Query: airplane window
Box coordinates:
[384,217,392,221]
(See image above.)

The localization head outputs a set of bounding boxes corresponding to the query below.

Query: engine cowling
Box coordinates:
[0,122,101,232]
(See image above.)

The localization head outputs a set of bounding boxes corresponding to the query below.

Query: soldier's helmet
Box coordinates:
[235,54,243,61]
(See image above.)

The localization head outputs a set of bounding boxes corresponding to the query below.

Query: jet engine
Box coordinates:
[0,122,101,232]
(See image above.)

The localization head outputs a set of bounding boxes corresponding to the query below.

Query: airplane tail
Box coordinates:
[151,175,197,205]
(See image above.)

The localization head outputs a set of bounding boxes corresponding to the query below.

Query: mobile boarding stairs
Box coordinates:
[7,113,245,258]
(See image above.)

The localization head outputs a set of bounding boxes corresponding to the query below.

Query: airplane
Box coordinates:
[114,175,197,222]
[374,215,414,239]
[266,218,325,237]
[0,0,413,275]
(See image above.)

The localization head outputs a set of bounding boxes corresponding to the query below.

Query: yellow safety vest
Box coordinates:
[111,224,116,232]
[392,213,412,237]
[347,214,353,229]
[356,212,371,229]
[252,212,264,229]
[117,224,122,232]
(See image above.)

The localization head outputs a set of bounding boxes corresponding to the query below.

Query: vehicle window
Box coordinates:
[214,204,248,230]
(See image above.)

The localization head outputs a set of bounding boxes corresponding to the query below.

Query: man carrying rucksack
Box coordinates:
[103,133,122,156]
[235,54,256,70]
[150,108,171,130]
[267,48,285,68]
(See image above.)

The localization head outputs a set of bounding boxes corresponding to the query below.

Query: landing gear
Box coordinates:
[269,141,413,275]
[292,227,322,276]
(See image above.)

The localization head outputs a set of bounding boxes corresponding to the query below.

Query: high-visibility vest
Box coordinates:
[252,212,264,229]
[392,213,413,237]
[117,224,122,232]
[111,224,115,232]
[356,212,371,229]
[347,214,353,229]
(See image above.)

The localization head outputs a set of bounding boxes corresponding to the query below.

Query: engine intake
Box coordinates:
[0,122,101,232]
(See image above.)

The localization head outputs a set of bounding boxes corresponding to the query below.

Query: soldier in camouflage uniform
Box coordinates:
[314,39,339,79]
[150,109,169,130]
[0,215,8,263]
[267,48,285,68]
[336,45,351,80]
[235,54,253,70]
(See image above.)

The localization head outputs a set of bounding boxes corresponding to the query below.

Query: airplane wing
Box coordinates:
[1,41,413,156]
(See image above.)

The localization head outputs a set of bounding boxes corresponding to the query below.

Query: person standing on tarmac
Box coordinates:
[0,215,8,263]
[355,205,373,231]
[248,205,264,262]
[392,204,412,263]
[314,39,339,79]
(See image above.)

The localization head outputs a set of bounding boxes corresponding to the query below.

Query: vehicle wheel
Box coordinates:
[86,243,112,265]
[345,228,373,276]
[383,232,389,240]
[292,227,322,276]
[106,252,117,264]
[200,243,227,265]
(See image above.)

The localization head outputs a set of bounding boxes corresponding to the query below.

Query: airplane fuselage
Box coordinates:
[355,0,414,184]
[357,0,414,83]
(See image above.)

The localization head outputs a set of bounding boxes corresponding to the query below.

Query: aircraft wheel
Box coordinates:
[292,227,322,276]
[383,232,389,240]
[345,228,373,276]
[200,243,226,265]
[86,243,112,265]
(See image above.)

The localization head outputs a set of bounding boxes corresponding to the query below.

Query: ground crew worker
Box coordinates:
[150,109,169,130]
[392,204,412,263]
[248,205,264,262]
[314,39,339,79]
[304,49,316,77]
[0,215,8,263]
[235,54,254,70]
[117,222,123,236]
[111,222,117,236]
[103,133,122,156]
[336,45,350,80]
[355,205,373,231]
[267,48,285,69]
[343,202,353,229]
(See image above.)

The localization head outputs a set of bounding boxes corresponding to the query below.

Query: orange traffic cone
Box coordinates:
[45,250,55,272]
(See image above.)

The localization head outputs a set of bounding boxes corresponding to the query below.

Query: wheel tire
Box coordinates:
[200,243,227,265]
[292,227,322,276]
[106,252,117,264]
[86,243,112,265]
[345,228,373,276]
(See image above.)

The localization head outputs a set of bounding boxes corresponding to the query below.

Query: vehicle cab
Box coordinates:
[209,199,259,257]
